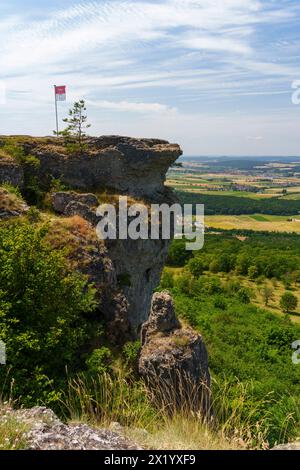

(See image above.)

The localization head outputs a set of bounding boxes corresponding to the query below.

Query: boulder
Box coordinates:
[0,406,141,450]
[139,292,211,415]
[52,191,98,213]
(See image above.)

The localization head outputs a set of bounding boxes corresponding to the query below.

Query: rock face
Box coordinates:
[51,192,174,335]
[1,135,182,337]
[106,238,172,334]
[139,292,211,415]
[1,407,141,450]
[0,158,24,187]
[28,135,182,200]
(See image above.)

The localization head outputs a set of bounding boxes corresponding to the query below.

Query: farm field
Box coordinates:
[204,214,300,233]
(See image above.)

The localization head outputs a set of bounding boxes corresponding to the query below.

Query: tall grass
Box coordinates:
[62,369,159,429]
[0,376,28,450]
[60,369,298,449]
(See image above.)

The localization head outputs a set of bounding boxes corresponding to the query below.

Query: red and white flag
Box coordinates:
[55,85,66,101]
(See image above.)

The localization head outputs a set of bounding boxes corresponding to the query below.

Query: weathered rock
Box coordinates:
[22,135,182,199]
[272,441,300,450]
[1,136,181,337]
[0,158,24,188]
[139,292,211,415]
[63,200,98,225]
[1,407,141,450]
[52,191,98,213]
[106,238,172,335]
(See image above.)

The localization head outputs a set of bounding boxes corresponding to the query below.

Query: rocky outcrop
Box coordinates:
[139,292,211,415]
[0,158,24,187]
[51,189,175,335]
[24,135,182,200]
[1,135,182,336]
[106,238,172,334]
[1,407,141,450]
[52,191,99,225]
[52,191,98,213]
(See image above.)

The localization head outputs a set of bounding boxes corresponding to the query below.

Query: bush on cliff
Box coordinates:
[0,222,97,406]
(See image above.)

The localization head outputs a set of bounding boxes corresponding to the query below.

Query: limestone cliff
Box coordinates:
[0,135,182,337]
[0,136,181,200]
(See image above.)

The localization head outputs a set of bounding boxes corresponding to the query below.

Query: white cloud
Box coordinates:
[88,99,177,113]
[180,36,252,55]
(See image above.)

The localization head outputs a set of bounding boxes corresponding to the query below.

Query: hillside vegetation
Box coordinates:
[160,233,300,446]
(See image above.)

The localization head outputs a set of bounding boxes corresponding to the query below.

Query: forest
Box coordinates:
[177,191,300,215]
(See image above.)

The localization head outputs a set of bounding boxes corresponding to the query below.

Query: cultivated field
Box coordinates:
[204,214,300,233]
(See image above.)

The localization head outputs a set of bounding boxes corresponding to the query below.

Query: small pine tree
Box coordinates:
[58,100,91,151]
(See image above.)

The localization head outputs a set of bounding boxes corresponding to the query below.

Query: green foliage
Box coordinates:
[170,290,300,445]
[0,223,97,406]
[2,142,39,168]
[261,286,274,306]
[177,190,300,216]
[63,370,157,429]
[214,296,227,310]
[170,232,300,283]
[160,270,174,289]
[86,347,112,375]
[280,292,298,313]
[49,178,68,193]
[187,257,204,277]
[237,287,251,304]
[122,340,141,368]
[248,265,259,280]
[26,206,41,223]
[2,183,22,199]
[58,100,91,152]
[165,232,300,445]
[167,239,192,266]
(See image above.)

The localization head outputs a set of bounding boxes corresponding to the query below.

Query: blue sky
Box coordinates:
[0,0,300,155]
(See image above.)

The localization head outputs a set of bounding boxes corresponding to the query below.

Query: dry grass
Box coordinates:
[62,370,276,450]
[126,414,241,450]
[0,186,25,213]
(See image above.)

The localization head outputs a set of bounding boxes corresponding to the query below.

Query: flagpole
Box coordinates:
[54,85,59,136]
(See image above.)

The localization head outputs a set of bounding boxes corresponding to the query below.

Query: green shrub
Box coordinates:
[160,270,174,289]
[237,287,251,304]
[187,257,204,277]
[86,347,112,375]
[0,223,97,407]
[122,340,141,368]
[26,206,41,223]
[280,292,298,313]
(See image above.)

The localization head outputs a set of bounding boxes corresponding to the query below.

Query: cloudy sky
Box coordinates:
[0,0,300,155]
